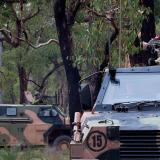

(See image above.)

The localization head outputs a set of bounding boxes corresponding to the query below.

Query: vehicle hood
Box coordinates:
[83,111,160,131]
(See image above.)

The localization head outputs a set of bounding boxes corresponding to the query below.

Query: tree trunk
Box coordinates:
[17,65,28,104]
[0,33,3,103]
[93,20,119,102]
[56,68,69,113]
[54,0,81,124]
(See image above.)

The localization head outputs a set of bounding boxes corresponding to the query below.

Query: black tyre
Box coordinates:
[53,135,71,151]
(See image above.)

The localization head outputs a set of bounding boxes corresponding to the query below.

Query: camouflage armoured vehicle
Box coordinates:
[0,104,71,150]
[71,66,160,159]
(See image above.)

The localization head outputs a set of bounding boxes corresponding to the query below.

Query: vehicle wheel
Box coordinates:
[53,135,71,151]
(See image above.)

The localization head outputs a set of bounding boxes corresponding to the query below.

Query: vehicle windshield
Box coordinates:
[102,73,160,105]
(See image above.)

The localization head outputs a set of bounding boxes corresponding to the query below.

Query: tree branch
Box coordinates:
[0,71,6,79]
[22,7,40,23]
[26,62,63,92]
[0,28,20,47]
[0,28,12,36]
[86,6,119,19]
[86,6,105,17]
[4,0,26,3]
[19,37,59,48]
[72,0,81,18]
[0,28,12,44]
[25,79,41,88]
[68,0,85,25]
[0,28,59,48]
[38,62,63,92]
[10,3,19,20]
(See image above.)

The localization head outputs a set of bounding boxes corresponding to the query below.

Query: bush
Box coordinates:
[0,147,69,160]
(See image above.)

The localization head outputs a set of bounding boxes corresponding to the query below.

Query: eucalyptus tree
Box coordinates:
[0,0,60,103]
[0,0,154,123]
[53,0,147,122]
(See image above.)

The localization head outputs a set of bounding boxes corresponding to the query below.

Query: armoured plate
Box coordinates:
[71,66,160,160]
[0,104,66,146]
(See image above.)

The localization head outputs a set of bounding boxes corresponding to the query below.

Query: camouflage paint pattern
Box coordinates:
[71,111,120,159]
[23,109,52,145]
[0,104,65,146]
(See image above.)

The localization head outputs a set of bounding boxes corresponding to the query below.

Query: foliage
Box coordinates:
[0,0,160,103]
[72,0,143,76]
[0,0,61,103]
[155,0,160,33]
[73,0,160,71]
[0,149,17,160]
[0,148,69,160]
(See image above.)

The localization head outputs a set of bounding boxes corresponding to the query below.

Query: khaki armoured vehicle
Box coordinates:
[71,66,160,159]
[0,104,71,149]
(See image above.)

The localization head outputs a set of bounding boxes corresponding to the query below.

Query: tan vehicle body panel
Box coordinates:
[0,127,18,145]
[23,110,52,145]
[0,104,65,146]
[71,112,120,159]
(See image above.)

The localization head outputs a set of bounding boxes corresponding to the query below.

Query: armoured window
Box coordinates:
[38,107,58,117]
[6,107,17,116]
[51,109,58,116]
[102,73,160,105]
[0,107,6,116]
[42,109,50,117]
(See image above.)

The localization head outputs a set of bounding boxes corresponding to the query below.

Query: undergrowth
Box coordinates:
[0,147,69,160]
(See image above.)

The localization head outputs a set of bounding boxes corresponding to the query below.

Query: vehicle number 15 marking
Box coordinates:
[87,131,107,152]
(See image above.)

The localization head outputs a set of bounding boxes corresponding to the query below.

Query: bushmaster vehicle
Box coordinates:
[71,66,160,160]
[0,104,71,149]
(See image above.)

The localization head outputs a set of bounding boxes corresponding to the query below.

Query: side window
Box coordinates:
[51,109,58,117]
[6,107,17,116]
[39,109,50,117]
[0,107,6,116]
[38,108,58,117]
[38,107,62,124]
[43,109,50,117]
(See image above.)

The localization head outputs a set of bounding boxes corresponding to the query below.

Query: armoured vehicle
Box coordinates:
[0,104,71,150]
[71,65,160,159]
